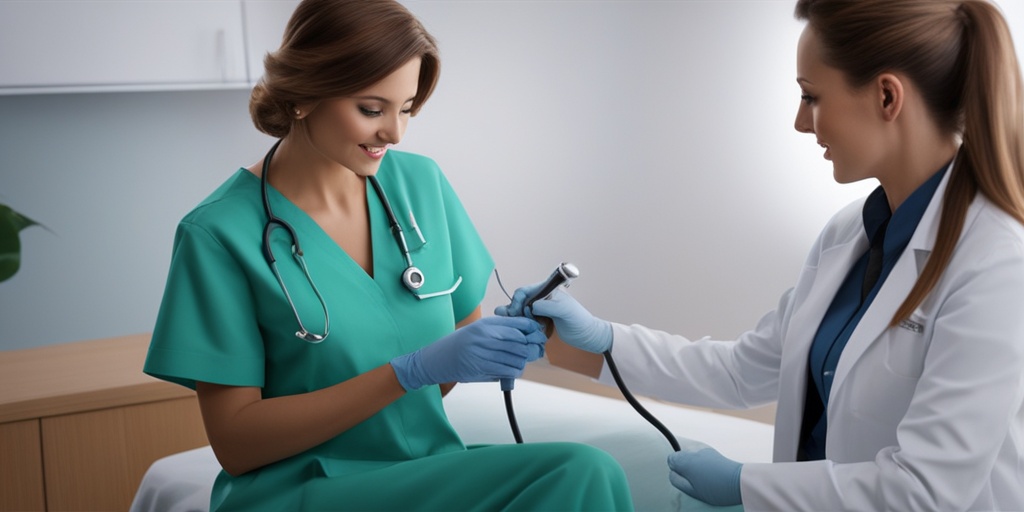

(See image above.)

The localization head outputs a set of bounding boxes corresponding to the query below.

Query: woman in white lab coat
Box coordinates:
[499,0,1024,510]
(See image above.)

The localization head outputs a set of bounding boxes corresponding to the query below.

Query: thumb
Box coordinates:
[669,471,696,496]
[529,294,570,320]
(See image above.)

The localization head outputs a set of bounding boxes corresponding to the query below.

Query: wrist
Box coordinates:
[598,320,613,352]
[390,352,424,391]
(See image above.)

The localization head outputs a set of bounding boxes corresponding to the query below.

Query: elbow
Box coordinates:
[207,437,259,477]
[212,449,255,477]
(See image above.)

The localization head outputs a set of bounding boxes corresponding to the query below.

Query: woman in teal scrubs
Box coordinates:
[143,1,633,510]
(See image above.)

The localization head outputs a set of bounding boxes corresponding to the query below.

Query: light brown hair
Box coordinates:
[249,0,440,138]
[795,0,1024,325]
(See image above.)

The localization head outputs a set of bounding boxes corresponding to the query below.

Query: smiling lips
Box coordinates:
[819,141,832,161]
[360,144,388,159]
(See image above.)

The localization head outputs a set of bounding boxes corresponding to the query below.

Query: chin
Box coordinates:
[347,162,383,177]
[831,165,861,185]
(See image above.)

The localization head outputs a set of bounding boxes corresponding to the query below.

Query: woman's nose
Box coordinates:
[794,103,813,134]
[378,114,405,144]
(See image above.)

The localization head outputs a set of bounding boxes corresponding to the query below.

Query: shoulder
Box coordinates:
[816,196,868,249]
[379,150,443,182]
[958,195,1024,263]
[178,169,263,239]
[377,150,456,204]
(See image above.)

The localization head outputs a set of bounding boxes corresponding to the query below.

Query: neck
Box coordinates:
[264,136,367,216]
[879,139,958,212]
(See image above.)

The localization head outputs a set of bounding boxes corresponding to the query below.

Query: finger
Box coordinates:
[668,472,697,497]
[523,328,548,345]
[528,297,565,321]
[478,336,534,358]
[476,350,528,374]
[493,304,511,317]
[475,315,532,338]
[496,315,545,335]
[525,343,545,361]
[480,323,539,346]
[507,287,530,312]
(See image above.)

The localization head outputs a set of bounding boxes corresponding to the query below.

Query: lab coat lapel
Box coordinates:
[829,169,952,398]
[774,234,866,460]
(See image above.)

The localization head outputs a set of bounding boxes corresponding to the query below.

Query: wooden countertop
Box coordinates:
[0,333,193,424]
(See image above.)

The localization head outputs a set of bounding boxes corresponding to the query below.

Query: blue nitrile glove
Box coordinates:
[667,438,743,507]
[390,315,546,391]
[495,285,612,354]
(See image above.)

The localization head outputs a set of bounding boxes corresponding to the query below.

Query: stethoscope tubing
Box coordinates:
[259,140,429,342]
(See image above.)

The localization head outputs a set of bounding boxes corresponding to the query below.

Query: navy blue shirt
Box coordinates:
[798,165,948,461]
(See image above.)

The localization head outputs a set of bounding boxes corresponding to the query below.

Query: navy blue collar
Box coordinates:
[862,162,949,257]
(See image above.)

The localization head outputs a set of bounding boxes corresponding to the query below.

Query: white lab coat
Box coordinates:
[600,169,1024,511]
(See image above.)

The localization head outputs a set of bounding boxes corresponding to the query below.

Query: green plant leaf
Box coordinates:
[0,204,42,282]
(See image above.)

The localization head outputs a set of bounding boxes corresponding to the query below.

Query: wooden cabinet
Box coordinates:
[0,334,209,512]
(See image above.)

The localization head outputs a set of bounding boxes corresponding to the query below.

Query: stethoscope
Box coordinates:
[261,139,459,343]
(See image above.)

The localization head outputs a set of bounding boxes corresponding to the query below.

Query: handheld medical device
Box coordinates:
[503,262,680,451]
[499,262,580,388]
[523,262,581,310]
[500,263,578,443]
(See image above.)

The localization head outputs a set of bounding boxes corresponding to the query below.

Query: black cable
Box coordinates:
[492,265,678,450]
[502,350,681,451]
[603,349,681,451]
[504,389,524,443]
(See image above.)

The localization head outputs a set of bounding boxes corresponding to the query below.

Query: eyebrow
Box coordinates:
[796,78,813,86]
[352,95,416,105]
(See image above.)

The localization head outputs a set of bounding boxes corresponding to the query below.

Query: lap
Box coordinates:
[300,442,633,511]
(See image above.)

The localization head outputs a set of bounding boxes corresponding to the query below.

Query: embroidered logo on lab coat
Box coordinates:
[898,319,924,333]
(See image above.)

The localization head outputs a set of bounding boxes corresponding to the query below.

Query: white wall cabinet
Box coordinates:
[242,0,301,86]
[0,0,297,95]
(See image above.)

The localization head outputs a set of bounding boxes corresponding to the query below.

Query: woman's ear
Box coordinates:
[293,101,321,120]
[877,73,904,122]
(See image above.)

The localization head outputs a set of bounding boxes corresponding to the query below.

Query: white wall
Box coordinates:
[1,0,1021,351]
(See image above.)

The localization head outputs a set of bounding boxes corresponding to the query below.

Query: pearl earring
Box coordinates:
[294,108,302,118]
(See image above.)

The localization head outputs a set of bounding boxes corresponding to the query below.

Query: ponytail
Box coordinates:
[891,0,1024,325]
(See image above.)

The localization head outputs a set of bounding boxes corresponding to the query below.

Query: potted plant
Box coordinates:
[0,204,42,282]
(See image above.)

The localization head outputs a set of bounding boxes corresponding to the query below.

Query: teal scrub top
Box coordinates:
[144,151,634,511]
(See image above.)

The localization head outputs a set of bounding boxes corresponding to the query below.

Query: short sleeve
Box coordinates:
[438,173,494,323]
[144,221,265,390]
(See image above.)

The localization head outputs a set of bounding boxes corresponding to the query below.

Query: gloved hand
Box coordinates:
[494,285,612,354]
[390,315,546,391]
[667,438,743,506]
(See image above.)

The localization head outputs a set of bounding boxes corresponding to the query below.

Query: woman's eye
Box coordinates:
[800,93,816,105]
[359,106,382,117]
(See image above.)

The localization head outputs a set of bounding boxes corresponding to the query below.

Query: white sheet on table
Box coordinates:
[130,379,774,512]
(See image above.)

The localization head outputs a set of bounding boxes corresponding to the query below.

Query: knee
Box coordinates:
[553,443,629,482]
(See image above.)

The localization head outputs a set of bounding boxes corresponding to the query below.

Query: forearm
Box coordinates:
[197,363,406,476]
[545,330,604,378]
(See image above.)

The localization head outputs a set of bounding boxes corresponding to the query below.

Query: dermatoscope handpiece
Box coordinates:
[501,262,579,392]
[523,262,580,310]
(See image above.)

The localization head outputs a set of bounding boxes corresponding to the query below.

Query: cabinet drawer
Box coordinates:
[41,396,207,511]
[0,419,45,512]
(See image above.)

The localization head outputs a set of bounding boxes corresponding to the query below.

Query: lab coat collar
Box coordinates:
[830,161,959,398]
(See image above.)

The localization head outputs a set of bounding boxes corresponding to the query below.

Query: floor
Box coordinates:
[522,358,777,425]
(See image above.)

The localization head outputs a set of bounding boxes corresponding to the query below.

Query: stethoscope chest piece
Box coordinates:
[402,266,425,290]
[261,139,446,342]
